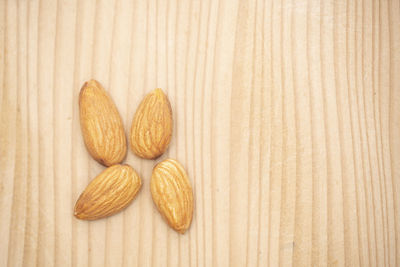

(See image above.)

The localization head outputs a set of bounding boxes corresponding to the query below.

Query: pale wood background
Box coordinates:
[1,0,400,266]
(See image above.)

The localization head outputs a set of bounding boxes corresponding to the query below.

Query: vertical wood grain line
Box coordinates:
[377,0,392,258]
[189,0,203,265]
[155,0,159,85]
[355,0,370,264]
[350,0,364,263]
[0,0,4,105]
[184,0,193,264]
[6,0,17,265]
[0,0,6,119]
[375,0,391,264]
[23,0,40,265]
[200,55,206,267]
[278,0,285,264]
[292,0,313,264]
[7,0,26,265]
[266,0,273,263]
[355,1,375,264]
[198,1,211,265]
[16,2,28,263]
[380,1,392,264]
[388,1,399,265]
[0,0,12,263]
[308,0,321,264]
[267,0,284,265]
[378,1,395,264]
[291,0,300,259]
[372,1,389,265]
[262,0,273,265]
[362,1,380,264]
[229,0,252,263]
[70,0,80,266]
[345,0,364,264]
[319,0,331,264]
[35,0,42,265]
[3,0,14,263]
[245,0,258,264]
[333,0,347,265]
[320,2,329,263]
[338,0,362,264]
[37,0,58,262]
[279,0,297,265]
[390,1,400,262]
[256,1,267,265]
[393,1,400,263]
[200,0,213,264]
[51,1,59,265]
[250,0,261,266]
[210,0,222,264]
[23,0,33,265]
[359,1,379,265]
[311,1,330,264]
[266,0,271,255]
[256,0,266,264]
[228,0,239,263]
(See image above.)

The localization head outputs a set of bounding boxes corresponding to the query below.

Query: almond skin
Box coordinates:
[79,79,127,166]
[74,164,141,220]
[151,159,193,233]
[130,88,172,159]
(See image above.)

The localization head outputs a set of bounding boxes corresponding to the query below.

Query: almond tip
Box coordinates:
[73,210,80,218]
[154,88,164,95]
[178,229,187,234]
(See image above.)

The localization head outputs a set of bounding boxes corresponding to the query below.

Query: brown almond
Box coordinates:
[130,88,172,159]
[151,159,193,233]
[79,79,127,166]
[74,164,142,220]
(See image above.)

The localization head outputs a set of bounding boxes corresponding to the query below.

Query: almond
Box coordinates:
[79,79,127,166]
[130,88,172,159]
[151,159,193,233]
[74,164,141,220]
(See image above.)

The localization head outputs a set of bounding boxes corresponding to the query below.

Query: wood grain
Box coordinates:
[1,0,400,266]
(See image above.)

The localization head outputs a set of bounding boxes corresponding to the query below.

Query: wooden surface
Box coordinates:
[1,0,400,266]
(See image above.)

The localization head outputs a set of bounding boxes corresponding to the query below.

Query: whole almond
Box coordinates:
[74,164,141,220]
[130,88,172,159]
[151,159,193,233]
[79,79,127,166]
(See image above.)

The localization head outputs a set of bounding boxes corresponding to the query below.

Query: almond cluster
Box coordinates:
[75,79,193,234]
